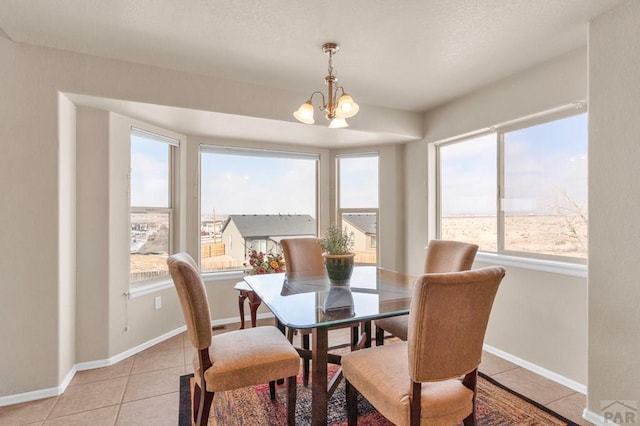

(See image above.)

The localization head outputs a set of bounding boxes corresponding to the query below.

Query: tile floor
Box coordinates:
[0,319,590,425]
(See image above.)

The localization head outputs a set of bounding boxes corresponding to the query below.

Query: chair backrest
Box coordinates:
[407,266,505,382]
[281,238,327,279]
[424,240,479,273]
[167,252,212,350]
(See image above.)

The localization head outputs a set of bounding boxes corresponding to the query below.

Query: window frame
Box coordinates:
[436,103,588,265]
[199,145,320,275]
[336,152,380,266]
[129,127,179,286]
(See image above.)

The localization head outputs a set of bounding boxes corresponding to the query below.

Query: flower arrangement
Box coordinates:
[245,248,285,275]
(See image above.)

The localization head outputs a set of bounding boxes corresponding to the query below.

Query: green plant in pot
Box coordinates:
[319,224,355,285]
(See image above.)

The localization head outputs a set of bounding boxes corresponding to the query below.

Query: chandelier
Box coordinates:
[293,42,360,128]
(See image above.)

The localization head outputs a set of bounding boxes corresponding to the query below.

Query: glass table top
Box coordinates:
[243,266,415,329]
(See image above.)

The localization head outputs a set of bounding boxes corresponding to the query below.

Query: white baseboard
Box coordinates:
[583,408,618,426]
[0,313,274,407]
[483,344,587,394]
[76,326,187,372]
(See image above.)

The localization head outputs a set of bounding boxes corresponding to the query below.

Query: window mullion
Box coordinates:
[497,132,505,253]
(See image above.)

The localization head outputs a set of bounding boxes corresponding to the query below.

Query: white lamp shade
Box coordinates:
[328,117,349,128]
[336,94,359,119]
[293,101,315,124]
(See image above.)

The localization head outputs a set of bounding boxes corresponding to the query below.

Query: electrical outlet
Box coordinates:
[154,296,162,310]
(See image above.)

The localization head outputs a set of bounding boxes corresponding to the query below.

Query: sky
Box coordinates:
[130,135,170,208]
[130,137,380,219]
[200,152,318,217]
[440,112,587,216]
[130,113,586,221]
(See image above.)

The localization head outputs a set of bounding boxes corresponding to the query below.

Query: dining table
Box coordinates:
[244,266,415,426]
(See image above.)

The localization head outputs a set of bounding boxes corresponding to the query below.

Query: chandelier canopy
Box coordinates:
[293,42,359,129]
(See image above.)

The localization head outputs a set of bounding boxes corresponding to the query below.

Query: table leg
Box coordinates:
[237,291,247,329]
[247,292,262,328]
[311,327,329,426]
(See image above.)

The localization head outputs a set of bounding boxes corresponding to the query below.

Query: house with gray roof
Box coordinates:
[221,214,317,262]
[342,213,377,263]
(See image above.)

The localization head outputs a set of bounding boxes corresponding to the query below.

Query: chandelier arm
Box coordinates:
[334,86,346,102]
[308,91,326,110]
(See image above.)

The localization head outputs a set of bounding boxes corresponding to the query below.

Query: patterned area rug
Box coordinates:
[179,366,578,425]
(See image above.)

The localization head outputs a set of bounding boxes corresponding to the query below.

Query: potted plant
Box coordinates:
[319,224,355,285]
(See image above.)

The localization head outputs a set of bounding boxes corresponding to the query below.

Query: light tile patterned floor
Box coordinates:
[0,319,590,425]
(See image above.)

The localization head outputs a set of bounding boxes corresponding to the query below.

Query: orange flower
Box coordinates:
[270,260,279,269]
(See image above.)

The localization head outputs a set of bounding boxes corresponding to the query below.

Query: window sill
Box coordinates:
[202,270,246,282]
[126,279,174,299]
[475,252,587,278]
[126,271,246,299]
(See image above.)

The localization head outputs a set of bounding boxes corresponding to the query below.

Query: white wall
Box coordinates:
[75,107,110,362]
[588,0,640,418]
[0,37,84,397]
[405,48,589,385]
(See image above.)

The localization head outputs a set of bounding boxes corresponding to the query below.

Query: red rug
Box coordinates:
[179,365,578,425]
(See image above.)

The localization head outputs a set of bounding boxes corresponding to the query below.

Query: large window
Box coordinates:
[129,128,178,284]
[438,108,588,260]
[338,153,379,265]
[200,147,318,273]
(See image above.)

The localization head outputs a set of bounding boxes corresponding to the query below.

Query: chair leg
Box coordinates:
[193,383,214,426]
[462,369,478,426]
[287,375,297,426]
[410,381,421,426]
[375,326,385,346]
[463,412,476,426]
[346,379,358,426]
[350,325,359,349]
[302,333,310,386]
[269,380,276,400]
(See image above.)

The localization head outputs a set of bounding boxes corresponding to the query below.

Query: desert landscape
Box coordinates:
[441,214,587,258]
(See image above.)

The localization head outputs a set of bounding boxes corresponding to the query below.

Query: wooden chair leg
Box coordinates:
[350,325,359,349]
[269,380,276,400]
[346,379,358,426]
[410,382,421,426]
[193,383,214,426]
[287,375,297,426]
[192,382,201,424]
[463,412,477,426]
[362,321,372,348]
[375,326,385,346]
[462,369,478,426]
[302,333,310,386]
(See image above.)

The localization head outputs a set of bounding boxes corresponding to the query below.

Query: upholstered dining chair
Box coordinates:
[280,237,361,386]
[374,239,479,345]
[167,252,300,426]
[342,266,505,425]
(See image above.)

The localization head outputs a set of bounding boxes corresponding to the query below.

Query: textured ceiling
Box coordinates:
[0,0,623,112]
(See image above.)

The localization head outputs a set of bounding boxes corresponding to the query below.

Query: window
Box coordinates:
[200,147,318,273]
[338,153,379,265]
[438,108,588,260]
[439,134,497,252]
[129,128,178,284]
